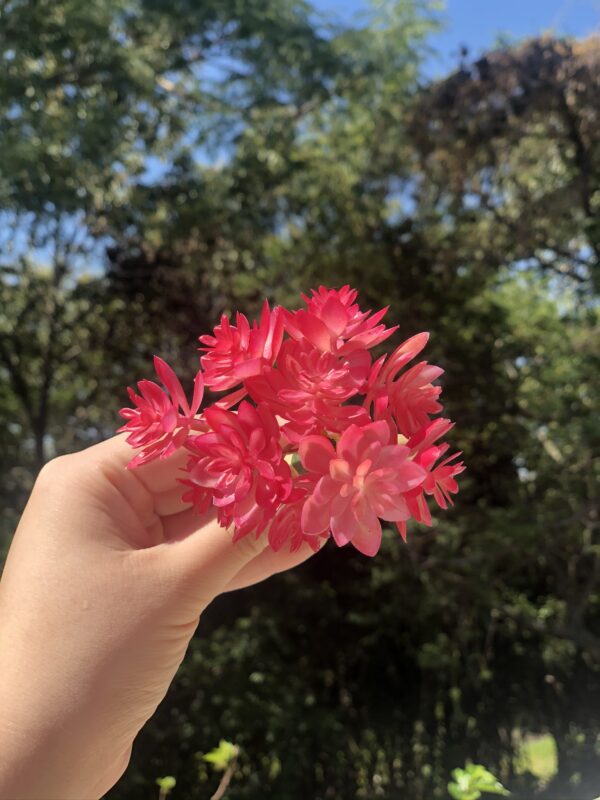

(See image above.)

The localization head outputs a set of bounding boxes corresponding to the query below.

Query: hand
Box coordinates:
[0,436,315,800]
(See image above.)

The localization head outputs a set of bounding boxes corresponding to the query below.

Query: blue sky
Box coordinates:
[315,0,600,76]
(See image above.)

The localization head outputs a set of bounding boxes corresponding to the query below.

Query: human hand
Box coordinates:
[0,435,316,800]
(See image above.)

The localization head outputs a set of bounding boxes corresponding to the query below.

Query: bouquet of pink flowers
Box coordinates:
[118,286,464,556]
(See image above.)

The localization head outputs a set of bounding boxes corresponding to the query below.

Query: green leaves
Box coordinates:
[155,775,177,795]
[202,740,239,772]
[448,764,510,800]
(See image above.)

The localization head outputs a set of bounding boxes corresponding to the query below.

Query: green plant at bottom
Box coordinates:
[202,740,240,800]
[448,763,509,800]
[156,775,176,800]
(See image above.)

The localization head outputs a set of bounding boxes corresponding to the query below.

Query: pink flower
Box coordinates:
[423,450,465,509]
[387,362,444,436]
[119,286,463,553]
[268,477,327,553]
[366,333,443,436]
[368,332,430,390]
[396,419,465,540]
[182,402,293,540]
[299,421,426,556]
[118,356,204,467]
[199,300,283,391]
[282,285,397,355]
[246,339,371,441]
[407,417,455,456]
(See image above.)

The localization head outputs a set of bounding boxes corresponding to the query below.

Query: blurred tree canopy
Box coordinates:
[0,1,598,798]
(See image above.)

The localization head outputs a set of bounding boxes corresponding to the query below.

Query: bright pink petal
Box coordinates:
[372,494,410,522]
[330,501,356,547]
[321,295,348,336]
[153,356,189,414]
[190,370,204,414]
[301,495,331,535]
[297,311,333,351]
[329,458,353,482]
[299,436,336,474]
[349,511,382,557]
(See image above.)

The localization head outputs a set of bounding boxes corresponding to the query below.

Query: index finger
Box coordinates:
[82,435,190,495]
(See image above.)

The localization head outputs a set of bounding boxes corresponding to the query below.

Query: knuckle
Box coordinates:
[37,453,76,483]
[233,532,267,561]
[35,452,88,496]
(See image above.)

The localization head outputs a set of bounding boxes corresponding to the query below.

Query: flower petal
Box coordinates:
[299,435,336,474]
[154,356,189,414]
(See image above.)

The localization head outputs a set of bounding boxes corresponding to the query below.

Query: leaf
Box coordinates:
[202,740,239,772]
[155,775,176,792]
[448,764,510,799]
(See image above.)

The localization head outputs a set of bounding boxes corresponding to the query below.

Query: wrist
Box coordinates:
[0,630,131,800]
[0,708,131,800]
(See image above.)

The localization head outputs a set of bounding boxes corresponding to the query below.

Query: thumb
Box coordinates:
[149,507,270,605]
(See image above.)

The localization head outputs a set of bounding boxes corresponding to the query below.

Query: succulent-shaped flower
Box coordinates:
[182,402,293,540]
[118,356,204,467]
[396,418,465,539]
[366,332,443,436]
[246,339,370,441]
[120,286,463,553]
[268,476,326,553]
[199,300,283,392]
[283,285,397,355]
[299,421,426,556]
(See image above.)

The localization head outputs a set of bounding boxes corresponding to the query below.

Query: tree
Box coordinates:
[409,36,600,289]
[0,0,347,472]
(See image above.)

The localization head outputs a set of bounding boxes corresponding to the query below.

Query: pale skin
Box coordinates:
[0,435,316,800]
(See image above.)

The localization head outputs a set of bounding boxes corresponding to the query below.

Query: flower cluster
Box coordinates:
[118,287,464,556]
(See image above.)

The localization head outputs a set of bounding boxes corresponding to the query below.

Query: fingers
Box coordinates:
[153,506,322,603]
[161,506,213,543]
[80,436,191,520]
[153,485,192,517]
[77,433,137,470]
[78,435,190,495]
[134,450,190,495]
[222,539,320,592]
[150,508,270,602]
[60,437,191,549]
[96,436,192,514]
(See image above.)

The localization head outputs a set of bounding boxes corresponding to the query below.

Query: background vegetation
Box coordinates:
[0,1,598,797]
